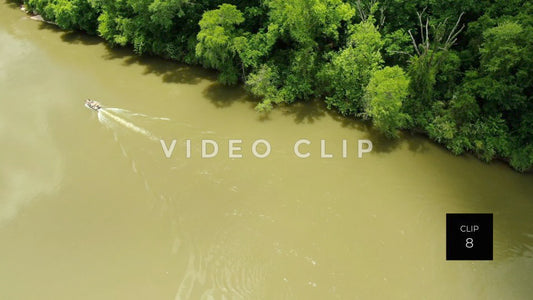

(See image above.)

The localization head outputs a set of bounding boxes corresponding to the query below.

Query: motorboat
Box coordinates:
[85,99,102,111]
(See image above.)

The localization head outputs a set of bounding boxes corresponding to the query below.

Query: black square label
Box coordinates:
[446,213,493,260]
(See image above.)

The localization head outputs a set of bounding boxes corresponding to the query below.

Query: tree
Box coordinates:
[196,4,245,85]
[246,64,282,112]
[26,0,99,33]
[404,9,465,126]
[19,0,533,171]
[462,16,533,170]
[364,66,410,137]
[318,18,383,115]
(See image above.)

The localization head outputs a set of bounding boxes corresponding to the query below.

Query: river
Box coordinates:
[1,2,532,299]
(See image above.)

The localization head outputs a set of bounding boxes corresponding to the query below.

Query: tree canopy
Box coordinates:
[21,0,533,171]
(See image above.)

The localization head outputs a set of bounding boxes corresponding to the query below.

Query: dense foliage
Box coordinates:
[21,0,533,171]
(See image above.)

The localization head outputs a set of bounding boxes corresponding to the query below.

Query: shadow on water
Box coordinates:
[274,99,429,154]
[280,100,326,124]
[35,21,210,85]
[24,6,531,171]
[106,51,211,85]
[202,82,252,108]
[325,107,436,154]
[60,31,101,45]
[5,0,20,9]
[9,2,533,296]
[37,22,101,46]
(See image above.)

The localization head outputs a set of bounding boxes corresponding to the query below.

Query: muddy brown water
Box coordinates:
[1,2,532,299]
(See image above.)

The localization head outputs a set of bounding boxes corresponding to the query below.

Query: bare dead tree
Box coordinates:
[355,0,385,28]
[408,8,465,66]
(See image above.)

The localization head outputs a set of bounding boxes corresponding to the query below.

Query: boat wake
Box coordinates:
[97,108,159,141]
[105,108,172,121]
[92,106,175,203]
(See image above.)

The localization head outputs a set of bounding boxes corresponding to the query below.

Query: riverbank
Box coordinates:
[14,0,533,172]
[19,4,46,23]
[2,3,533,298]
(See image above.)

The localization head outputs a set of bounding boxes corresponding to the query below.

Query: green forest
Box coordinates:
[19,0,533,171]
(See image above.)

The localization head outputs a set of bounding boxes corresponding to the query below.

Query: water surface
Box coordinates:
[1,2,532,299]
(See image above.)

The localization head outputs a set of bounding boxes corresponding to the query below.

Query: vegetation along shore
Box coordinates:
[17,0,533,171]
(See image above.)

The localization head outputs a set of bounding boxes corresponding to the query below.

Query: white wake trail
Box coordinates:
[98,108,159,141]
[105,107,171,121]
